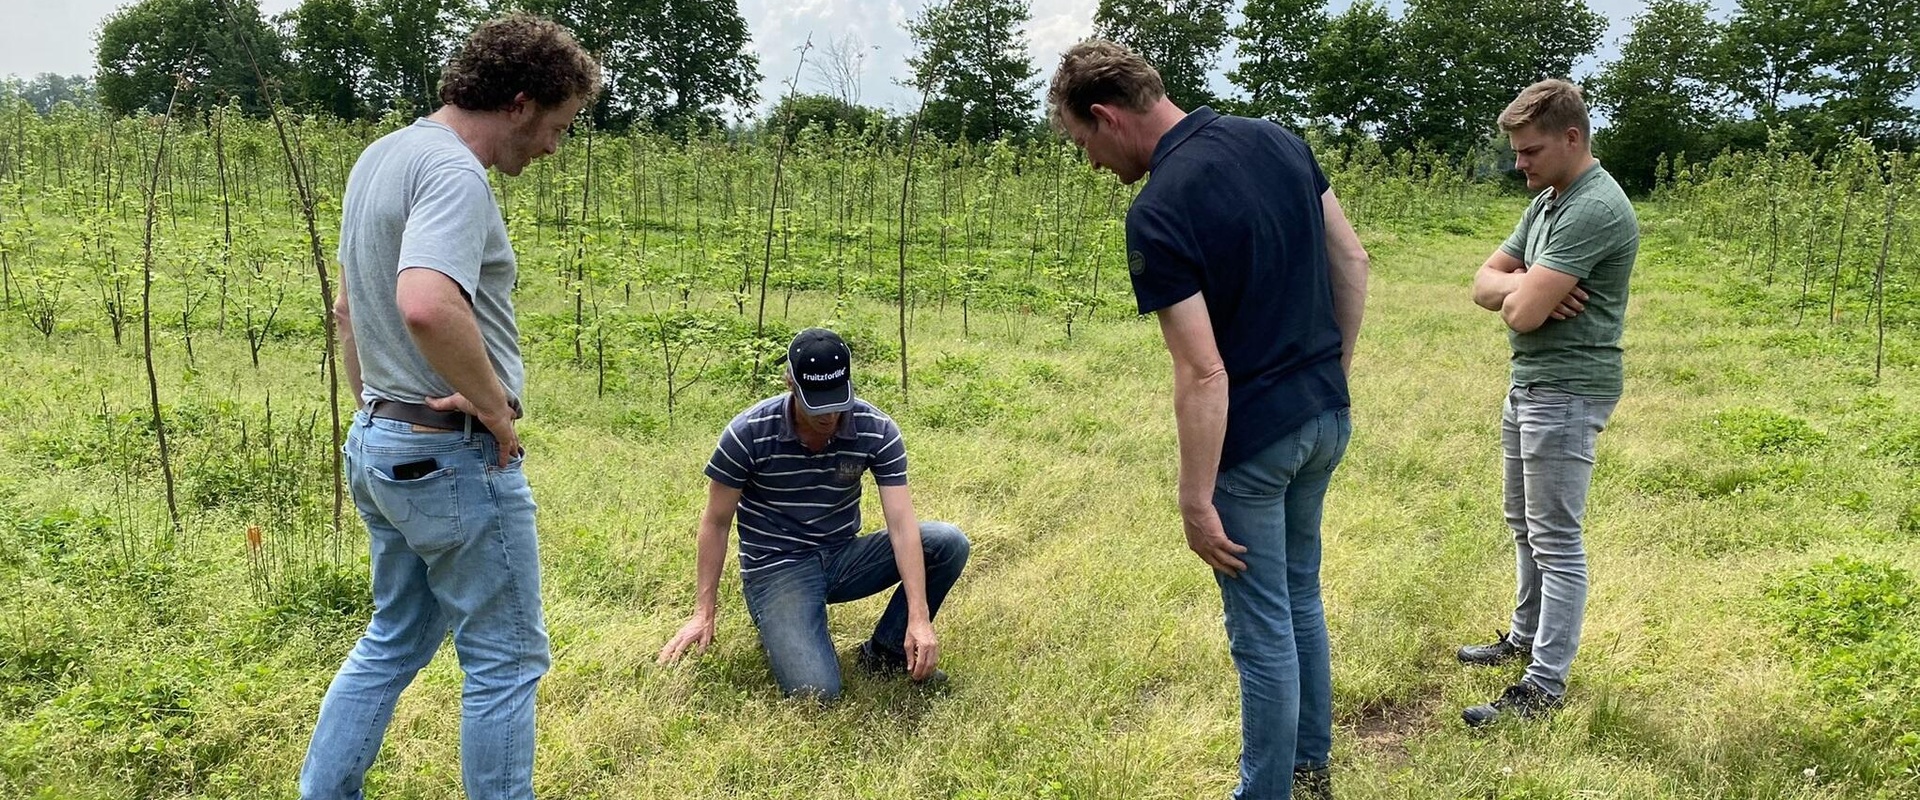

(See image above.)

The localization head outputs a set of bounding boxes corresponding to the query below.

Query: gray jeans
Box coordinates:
[1502,385,1616,697]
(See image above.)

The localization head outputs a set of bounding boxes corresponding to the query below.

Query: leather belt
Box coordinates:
[368,399,520,432]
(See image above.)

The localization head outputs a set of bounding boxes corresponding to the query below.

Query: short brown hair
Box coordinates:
[1497,79,1590,139]
[439,14,603,112]
[1047,39,1166,130]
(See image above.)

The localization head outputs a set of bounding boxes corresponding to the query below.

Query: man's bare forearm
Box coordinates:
[333,290,364,404]
[1472,265,1525,311]
[1173,365,1230,509]
[691,510,729,619]
[878,486,931,621]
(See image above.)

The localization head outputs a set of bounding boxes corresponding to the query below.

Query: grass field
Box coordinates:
[1,193,1917,799]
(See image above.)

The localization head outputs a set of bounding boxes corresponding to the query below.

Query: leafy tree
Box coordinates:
[905,0,1040,143]
[509,0,759,133]
[13,74,98,113]
[767,93,878,142]
[94,0,289,117]
[1810,0,1919,148]
[1389,0,1605,155]
[364,0,476,117]
[1719,0,1820,126]
[1228,0,1326,123]
[1096,0,1234,113]
[1302,0,1403,138]
[1592,0,1728,192]
[284,0,373,119]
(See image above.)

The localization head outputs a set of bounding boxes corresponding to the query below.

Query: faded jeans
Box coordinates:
[1502,385,1616,697]
[299,411,550,800]
[740,522,970,701]
[1213,407,1352,800]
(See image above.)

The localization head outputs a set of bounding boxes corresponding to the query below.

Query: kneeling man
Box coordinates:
[657,328,969,700]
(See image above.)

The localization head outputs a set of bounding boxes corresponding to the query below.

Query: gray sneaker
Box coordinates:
[1456,630,1531,667]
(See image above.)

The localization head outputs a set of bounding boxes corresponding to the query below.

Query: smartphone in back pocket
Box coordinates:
[391,458,439,480]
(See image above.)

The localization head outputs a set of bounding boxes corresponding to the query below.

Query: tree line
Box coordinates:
[5,0,1913,194]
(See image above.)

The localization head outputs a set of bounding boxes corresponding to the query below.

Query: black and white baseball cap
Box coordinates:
[785,328,855,414]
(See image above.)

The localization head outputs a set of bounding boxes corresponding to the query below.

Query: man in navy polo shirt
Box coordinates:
[1049,41,1370,799]
[656,328,969,701]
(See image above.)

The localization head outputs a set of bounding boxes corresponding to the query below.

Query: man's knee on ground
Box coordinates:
[780,673,843,703]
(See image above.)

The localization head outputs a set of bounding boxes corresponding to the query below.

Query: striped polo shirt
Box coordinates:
[704,393,909,574]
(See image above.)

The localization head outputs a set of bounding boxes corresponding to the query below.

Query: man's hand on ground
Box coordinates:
[904,619,939,680]
[657,615,716,664]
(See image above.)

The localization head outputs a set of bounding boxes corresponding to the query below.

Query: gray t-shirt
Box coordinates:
[340,119,524,410]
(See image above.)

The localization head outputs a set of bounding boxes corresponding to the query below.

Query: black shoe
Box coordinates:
[1293,765,1334,800]
[1456,630,1531,667]
[856,640,948,687]
[1462,681,1564,727]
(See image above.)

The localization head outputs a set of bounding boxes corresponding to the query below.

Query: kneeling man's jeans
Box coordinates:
[741,522,970,700]
[1503,385,1616,697]
[1213,407,1351,800]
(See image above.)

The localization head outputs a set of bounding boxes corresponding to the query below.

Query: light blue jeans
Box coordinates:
[740,522,970,700]
[1213,407,1352,800]
[299,411,550,800]
[1502,386,1616,697]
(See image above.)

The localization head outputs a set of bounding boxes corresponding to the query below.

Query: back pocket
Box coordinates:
[364,464,466,552]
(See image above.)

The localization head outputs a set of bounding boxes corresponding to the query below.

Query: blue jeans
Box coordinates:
[299,411,550,800]
[740,522,970,700]
[1502,386,1616,697]
[1213,407,1351,800]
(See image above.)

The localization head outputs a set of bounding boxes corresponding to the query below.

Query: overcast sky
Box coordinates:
[3,0,1655,116]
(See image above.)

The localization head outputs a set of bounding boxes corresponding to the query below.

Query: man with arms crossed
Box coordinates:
[300,16,599,799]
[1049,41,1369,800]
[657,328,969,701]
[1459,79,1638,726]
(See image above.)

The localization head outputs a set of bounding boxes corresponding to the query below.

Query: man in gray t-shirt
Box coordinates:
[298,16,599,800]
[1460,79,1639,729]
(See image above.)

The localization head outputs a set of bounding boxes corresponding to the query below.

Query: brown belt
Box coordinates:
[368,399,520,432]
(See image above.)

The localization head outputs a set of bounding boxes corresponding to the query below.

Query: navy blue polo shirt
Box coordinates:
[1125,107,1350,470]
[704,394,909,575]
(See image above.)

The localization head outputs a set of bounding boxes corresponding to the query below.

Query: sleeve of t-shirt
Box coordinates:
[703,419,756,489]
[1280,124,1331,195]
[1126,201,1203,315]
[1533,199,1628,280]
[398,165,495,298]
[867,414,909,487]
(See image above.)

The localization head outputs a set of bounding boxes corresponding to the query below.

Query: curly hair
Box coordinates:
[1047,39,1166,130]
[438,14,603,112]
[1497,79,1590,139]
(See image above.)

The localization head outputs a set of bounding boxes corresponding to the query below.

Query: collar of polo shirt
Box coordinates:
[775,392,860,443]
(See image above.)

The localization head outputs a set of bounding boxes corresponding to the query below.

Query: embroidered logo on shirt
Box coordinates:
[1128,250,1146,276]
[833,454,865,485]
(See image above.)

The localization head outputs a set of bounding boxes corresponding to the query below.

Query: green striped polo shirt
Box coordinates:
[1498,161,1640,397]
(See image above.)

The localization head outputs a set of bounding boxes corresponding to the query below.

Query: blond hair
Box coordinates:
[1047,39,1165,130]
[1497,79,1590,139]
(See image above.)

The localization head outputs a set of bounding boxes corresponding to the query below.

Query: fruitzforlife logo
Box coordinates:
[802,367,848,383]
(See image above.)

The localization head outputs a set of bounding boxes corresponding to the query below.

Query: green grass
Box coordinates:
[1,197,1917,799]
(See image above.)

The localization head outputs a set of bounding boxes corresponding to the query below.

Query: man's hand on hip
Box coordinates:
[1182,501,1247,577]
[425,392,521,466]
